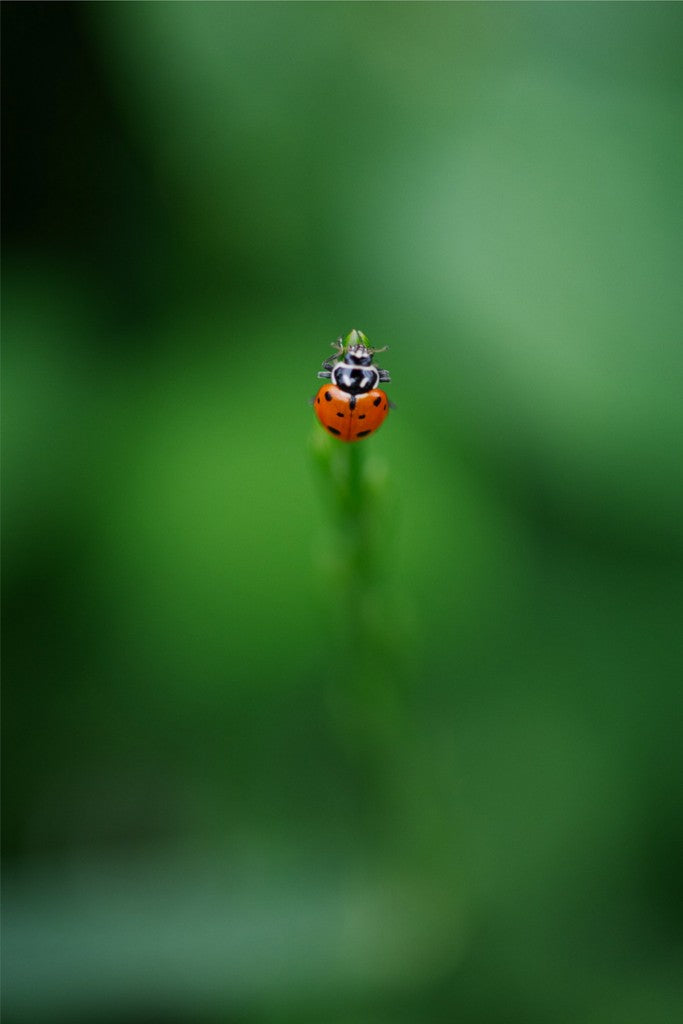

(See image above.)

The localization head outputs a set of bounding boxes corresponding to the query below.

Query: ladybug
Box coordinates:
[313,330,391,442]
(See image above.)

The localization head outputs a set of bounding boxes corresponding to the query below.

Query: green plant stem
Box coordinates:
[312,428,400,730]
[327,440,376,633]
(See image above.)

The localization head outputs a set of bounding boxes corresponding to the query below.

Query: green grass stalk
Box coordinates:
[311,426,403,803]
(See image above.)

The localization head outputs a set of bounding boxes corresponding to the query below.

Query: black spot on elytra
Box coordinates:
[373,396,381,407]
[316,397,320,404]
[325,391,332,401]
[349,394,357,411]
[356,429,372,437]
[327,426,341,436]
[336,411,344,418]
[358,414,366,420]
[384,403,387,410]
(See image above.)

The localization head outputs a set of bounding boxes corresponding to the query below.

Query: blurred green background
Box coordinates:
[3,3,683,1022]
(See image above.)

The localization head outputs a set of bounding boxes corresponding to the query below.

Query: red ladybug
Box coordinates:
[313,330,391,442]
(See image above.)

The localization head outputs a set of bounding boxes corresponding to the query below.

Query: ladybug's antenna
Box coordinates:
[333,330,388,357]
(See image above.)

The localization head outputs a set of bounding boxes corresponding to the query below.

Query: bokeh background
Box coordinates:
[3,3,683,1022]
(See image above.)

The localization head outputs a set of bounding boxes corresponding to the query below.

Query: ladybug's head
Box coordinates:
[330,330,388,367]
[345,343,375,367]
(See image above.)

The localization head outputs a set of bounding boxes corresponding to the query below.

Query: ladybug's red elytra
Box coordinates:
[313,330,391,442]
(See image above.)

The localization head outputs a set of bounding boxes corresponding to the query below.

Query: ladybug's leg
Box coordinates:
[377,369,391,383]
[318,356,336,378]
